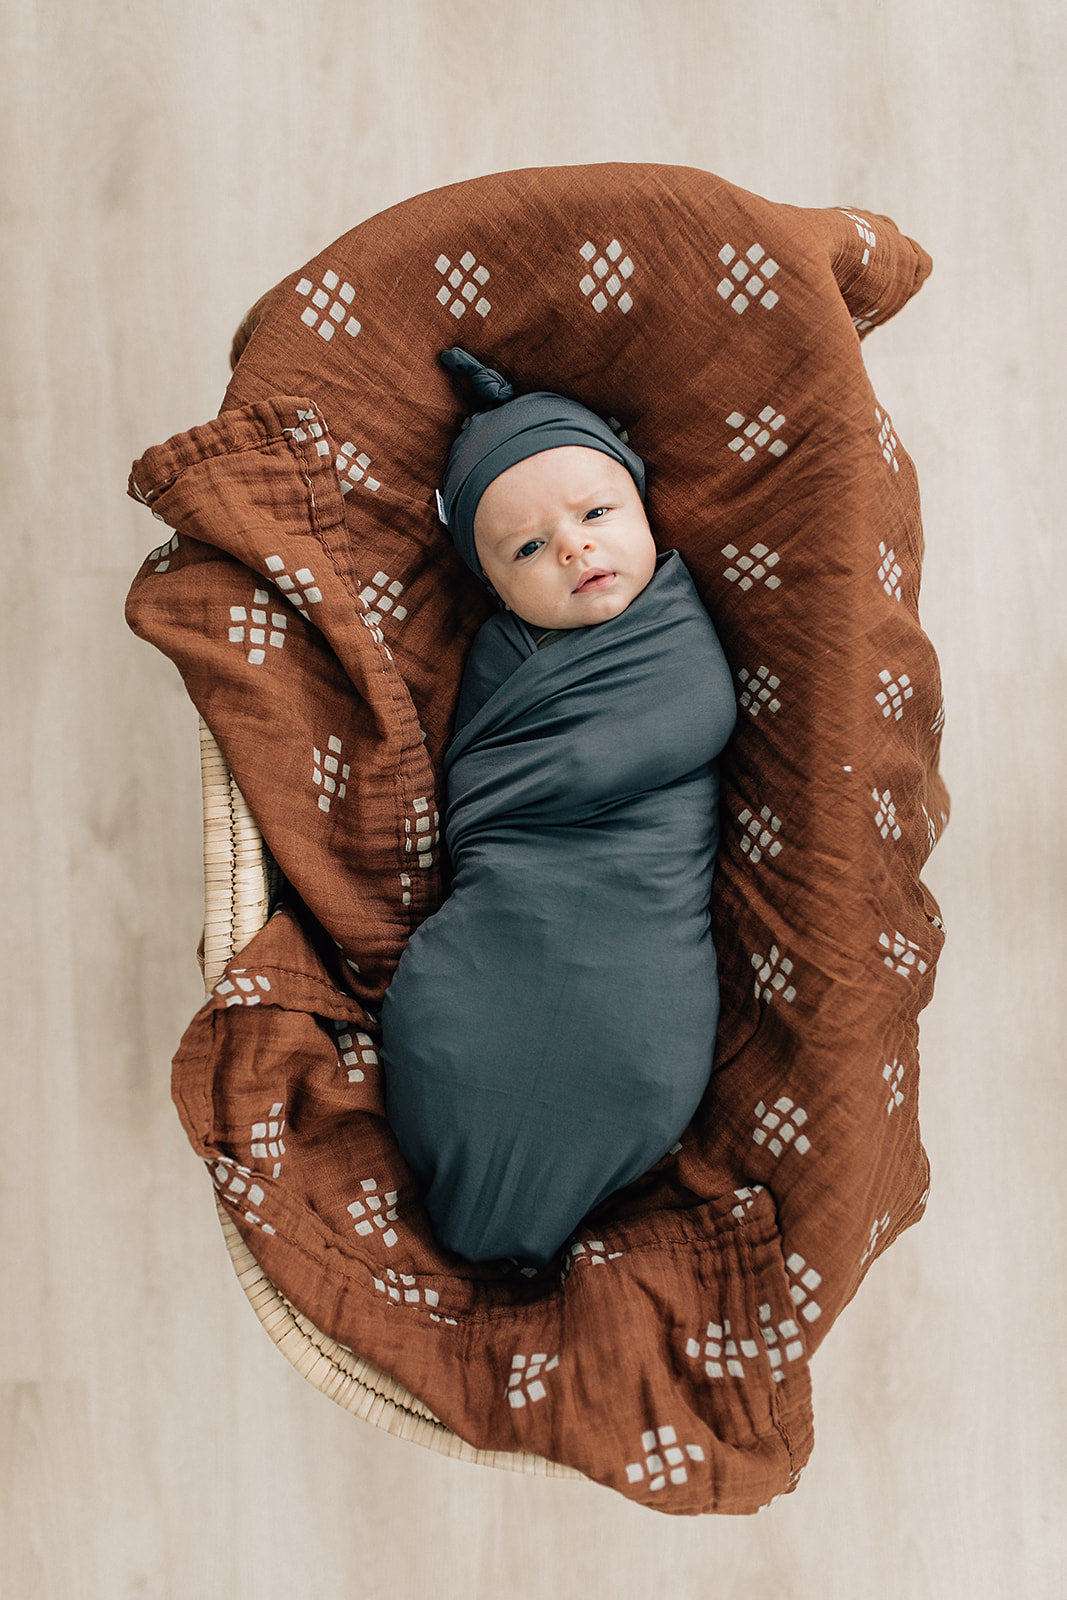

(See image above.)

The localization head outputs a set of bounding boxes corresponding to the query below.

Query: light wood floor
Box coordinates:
[4,2,1065,1595]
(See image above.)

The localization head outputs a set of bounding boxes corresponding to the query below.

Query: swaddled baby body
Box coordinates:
[380,351,736,1265]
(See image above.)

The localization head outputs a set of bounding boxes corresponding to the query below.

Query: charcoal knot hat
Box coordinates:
[438,347,646,583]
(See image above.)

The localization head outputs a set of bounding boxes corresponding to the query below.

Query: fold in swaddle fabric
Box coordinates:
[382,551,736,1263]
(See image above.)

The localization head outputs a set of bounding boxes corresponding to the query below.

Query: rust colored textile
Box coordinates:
[125,164,946,1514]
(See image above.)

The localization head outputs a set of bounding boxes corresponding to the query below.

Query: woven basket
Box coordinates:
[198,718,579,1477]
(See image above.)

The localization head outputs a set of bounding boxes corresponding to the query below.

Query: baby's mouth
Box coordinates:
[574,568,615,593]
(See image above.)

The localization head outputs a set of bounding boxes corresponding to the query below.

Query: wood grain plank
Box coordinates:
[3,0,1065,1595]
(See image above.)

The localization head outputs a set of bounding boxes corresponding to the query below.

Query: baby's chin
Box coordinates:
[521,581,644,630]
[503,566,657,629]
[571,572,653,622]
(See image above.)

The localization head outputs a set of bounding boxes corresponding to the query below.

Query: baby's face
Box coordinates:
[473,446,657,631]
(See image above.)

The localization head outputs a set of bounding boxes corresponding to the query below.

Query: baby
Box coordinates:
[380,349,737,1265]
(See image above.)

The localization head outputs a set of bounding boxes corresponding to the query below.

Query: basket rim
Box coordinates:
[199,719,580,1480]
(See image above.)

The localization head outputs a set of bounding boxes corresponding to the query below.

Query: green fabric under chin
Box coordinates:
[531,625,569,650]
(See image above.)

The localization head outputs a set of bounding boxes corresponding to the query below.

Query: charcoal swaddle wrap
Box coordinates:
[381,550,737,1263]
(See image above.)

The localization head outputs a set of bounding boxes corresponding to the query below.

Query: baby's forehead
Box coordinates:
[530,444,618,471]
[476,448,625,540]
[479,451,614,524]
[501,445,627,493]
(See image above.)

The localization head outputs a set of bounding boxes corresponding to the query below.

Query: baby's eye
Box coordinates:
[583,506,607,521]
[515,539,543,559]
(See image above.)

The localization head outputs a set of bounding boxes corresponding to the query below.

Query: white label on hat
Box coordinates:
[435,490,448,526]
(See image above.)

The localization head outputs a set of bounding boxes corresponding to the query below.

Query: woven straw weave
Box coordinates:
[198,717,579,1477]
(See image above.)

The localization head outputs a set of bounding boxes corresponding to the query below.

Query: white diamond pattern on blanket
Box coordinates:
[722,541,781,591]
[208,1158,276,1235]
[860,1212,891,1268]
[229,589,288,667]
[922,801,945,857]
[879,929,929,978]
[875,406,900,473]
[435,250,491,320]
[752,1097,811,1158]
[565,1238,624,1271]
[283,408,331,459]
[625,1425,706,1492]
[752,944,796,1004]
[264,554,323,609]
[372,1267,443,1309]
[873,788,902,841]
[686,1318,761,1381]
[759,1303,805,1380]
[334,1021,378,1084]
[295,268,362,341]
[737,665,782,717]
[348,1179,399,1247]
[883,1057,905,1114]
[875,668,913,720]
[313,735,350,813]
[131,479,166,521]
[578,238,635,314]
[716,242,780,314]
[853,307,881,333]
[725,406,788,462]
[214,970,272,1007]
[731,1184,766,1220]
[931,699,945,736]
[785,1252,823,1323]
[738,805,783,864]
[506,1352,560,1408]
[250,1102,286,1178]
[840,209,877,266]
[404,794,439,869]
[147,532,179,572]
[878,542,903,600]
[336,442,381,495]
[359,570,409,627]
[358,610,392,660]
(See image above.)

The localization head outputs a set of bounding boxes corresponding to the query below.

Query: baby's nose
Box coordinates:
[557,528,593,560]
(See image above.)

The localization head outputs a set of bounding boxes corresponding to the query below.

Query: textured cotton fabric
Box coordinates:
[381,550,736,1264]
[125,163,946,1514]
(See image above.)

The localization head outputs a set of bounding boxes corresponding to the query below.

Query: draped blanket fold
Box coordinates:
[382,552,738,1263]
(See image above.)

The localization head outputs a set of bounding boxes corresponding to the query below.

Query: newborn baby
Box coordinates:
[380,349,737,1265]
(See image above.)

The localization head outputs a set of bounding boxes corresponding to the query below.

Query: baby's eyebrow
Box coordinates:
[492,524,540,551]
[559,490,614,518]
[484,483,617,551]
[504,502,603,545]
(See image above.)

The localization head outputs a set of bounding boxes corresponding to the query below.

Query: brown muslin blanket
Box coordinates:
[125,163,947,1514]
